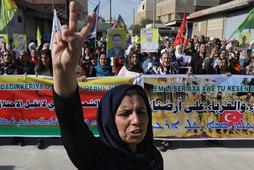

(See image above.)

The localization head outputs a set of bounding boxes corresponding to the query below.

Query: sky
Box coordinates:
[88,0,141,27]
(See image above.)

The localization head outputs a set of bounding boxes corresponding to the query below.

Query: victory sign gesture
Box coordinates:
[52,1,96,97]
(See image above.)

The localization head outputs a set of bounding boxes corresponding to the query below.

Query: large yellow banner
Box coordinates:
[144,75,254,139]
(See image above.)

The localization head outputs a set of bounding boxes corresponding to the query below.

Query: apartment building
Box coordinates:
[25,0,88,21]
[135,0,154,24]
[189,0,254,40]
[156,0,225,25]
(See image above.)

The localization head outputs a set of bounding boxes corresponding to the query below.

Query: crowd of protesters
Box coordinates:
[1,35,254,78]
[1,34,254,150]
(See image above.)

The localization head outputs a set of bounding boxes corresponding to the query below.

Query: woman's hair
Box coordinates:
[1,50,15,63]
[127,52,139,64]
[35,49,53,75]
[99,51,107,57]
[112,86,149,116]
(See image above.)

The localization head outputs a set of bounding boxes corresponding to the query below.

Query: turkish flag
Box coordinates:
[221,111,244,127]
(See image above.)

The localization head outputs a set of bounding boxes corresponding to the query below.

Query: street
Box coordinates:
[1,138,254,170]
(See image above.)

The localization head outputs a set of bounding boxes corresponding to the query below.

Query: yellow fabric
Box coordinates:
[0,0,17,31]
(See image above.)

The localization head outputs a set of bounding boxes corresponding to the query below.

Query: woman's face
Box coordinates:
[187,42,192,48]
[177,46,182,53]
[19,51,28,61]
[219,59,227,69]
[115,94,148,149]
[199,44,206,53]
[41,54,50,66]
[119,57,125,64]
[3,51,12,63]
[99,54,108,66]
[31,49,39,60]
[85,48,91,56]
[161,53,171,66]
[165,41,170,48]
[131,54,139,65]
[31,49,36,57]
[220,51,226,59]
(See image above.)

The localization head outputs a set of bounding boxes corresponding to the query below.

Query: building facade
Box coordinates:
[0,0,88,45]
[135,0,154,24]
[189,0,254,40]
[25,0,88,21]
[156,0,223,25]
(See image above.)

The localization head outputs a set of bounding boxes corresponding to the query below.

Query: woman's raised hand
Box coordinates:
[52,1,95,71]
[52,1,95,96]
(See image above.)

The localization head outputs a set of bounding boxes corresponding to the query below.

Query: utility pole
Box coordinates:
[51,0,54,10]
[153,0,156,28]
[133,8,135,26]
[110,0,112,24]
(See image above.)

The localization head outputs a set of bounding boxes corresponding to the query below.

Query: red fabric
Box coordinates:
[221,111,244,127]
[174,13,187,47]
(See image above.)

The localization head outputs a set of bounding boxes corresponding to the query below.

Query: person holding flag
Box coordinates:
[51,1,163,170]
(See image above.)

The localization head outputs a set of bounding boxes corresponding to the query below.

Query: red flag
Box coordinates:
[221,111,244,127]
[174,12,187,47]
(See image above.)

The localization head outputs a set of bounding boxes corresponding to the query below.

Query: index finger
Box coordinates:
[69,1,77,32]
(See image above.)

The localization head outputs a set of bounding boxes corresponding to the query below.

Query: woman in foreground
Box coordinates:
[52,1,163,169]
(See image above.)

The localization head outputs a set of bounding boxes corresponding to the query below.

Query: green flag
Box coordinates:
[236,8,254,33]
[37,26,42,47]
[0,0,17,31]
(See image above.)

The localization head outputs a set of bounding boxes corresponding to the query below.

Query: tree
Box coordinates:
[130,24,142,35]
[140,18,153,28]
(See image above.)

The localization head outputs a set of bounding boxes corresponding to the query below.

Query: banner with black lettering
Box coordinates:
[0,75,134,137]
[144,75,254,140]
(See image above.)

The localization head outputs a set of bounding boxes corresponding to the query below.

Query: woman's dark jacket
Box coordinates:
[53,84,163,170]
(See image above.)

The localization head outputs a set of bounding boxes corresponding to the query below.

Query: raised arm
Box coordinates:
[52,2,102,169]
[52,1,95,97]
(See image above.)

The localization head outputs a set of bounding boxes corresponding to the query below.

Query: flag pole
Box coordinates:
[227,8,254,42]
[95,1,100,51]
[51,0,54,11]
[3,1,9,48]
[227,26,240,43]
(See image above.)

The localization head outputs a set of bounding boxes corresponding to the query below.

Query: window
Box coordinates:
[142,5,145,10]
[17,15,22,23]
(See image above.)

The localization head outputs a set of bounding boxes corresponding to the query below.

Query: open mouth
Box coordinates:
[129,129,142,137]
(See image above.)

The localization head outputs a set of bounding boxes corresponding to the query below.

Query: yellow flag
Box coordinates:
[0,0,17,31]
[37,26,42,47]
